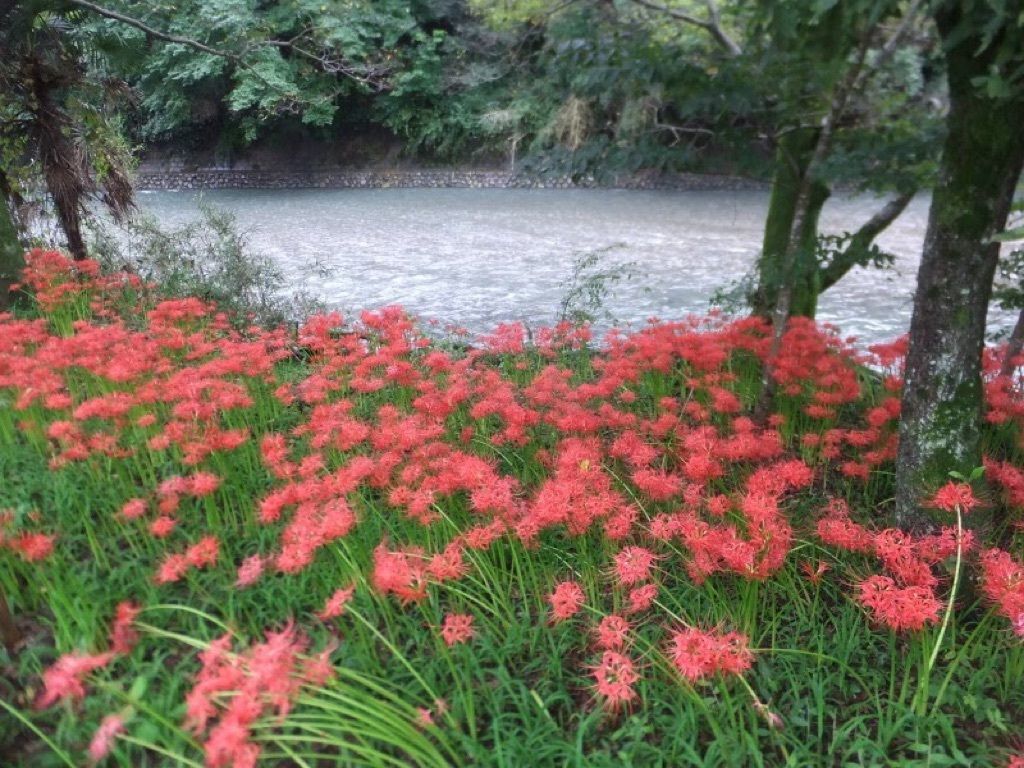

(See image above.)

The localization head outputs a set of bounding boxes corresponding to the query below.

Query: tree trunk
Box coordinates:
[999,308,1024,379]
[893,11,1024,531]
[28,54,89,261]
[751,129,831,318]
[0,177,23,311]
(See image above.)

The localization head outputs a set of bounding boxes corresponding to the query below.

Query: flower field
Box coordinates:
[2,250,1023,766]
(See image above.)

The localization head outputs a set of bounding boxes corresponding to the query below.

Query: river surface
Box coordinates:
[135,188,1015,347]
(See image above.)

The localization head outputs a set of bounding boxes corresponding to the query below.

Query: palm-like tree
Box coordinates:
[0,0,134,307]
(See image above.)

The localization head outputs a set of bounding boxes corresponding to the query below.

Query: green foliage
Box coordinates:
[816,231,894,274]
[557,245,637,326]
[86,203,323,325]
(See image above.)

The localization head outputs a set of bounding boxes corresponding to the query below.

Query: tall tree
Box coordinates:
[894,0,1024,530]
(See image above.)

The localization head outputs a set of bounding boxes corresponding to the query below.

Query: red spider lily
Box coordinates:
[371,545,428,603]
[548,580,586,622]
[88,713,126,763]
[801,561,830,584]
[120,499,147,520]
[979,549,1024,636]
[109,602,141,655]
[15,249,1024,741]
[626,583,659,614]
[186,536,220,568]
[591,651,639,711]
[856,575,942,632]
[668,627,752,682]
[440,613,475,646]
[155,537,219,584]
[149,515,177,538]
[184,624,334,768]
[929,482,981,514]
[612,546,659,587]
[594,614,631,650]
[415,707,435,728]
[235,555,267,588]
[35,652,114,709]
[316,586,356,621]
[6,531,55,561]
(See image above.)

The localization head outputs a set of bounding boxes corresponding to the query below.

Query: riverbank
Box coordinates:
[134,166,769,192]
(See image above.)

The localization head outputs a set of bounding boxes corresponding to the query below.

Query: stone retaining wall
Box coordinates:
[134,168,768,192]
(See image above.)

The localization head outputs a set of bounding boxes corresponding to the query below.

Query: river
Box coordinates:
[135,188,1016,347]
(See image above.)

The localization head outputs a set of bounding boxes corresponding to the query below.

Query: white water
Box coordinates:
[135,188,1015,346]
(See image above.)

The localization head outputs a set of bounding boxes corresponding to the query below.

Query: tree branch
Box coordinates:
[70,0,238,59]
[628,0,742,56]
[818,189,916,292]
[68,0,388,90]
[651,121,714,144]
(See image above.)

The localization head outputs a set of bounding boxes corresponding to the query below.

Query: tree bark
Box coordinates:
[751,129,831,319]
[28,53,89,261]
[0,174,23,311]
[893,9,1024,530]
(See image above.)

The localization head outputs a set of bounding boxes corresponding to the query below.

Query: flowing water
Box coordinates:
[135,187,1015,346]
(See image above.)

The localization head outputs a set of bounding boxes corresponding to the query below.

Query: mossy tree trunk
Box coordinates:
[0,173,23,311]
[893,8,1024,531]
[752,129,831,319]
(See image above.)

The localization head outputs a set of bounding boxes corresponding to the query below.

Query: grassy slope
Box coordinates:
[0,253,1022,767]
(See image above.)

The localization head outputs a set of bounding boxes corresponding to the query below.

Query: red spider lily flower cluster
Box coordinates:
[185,624,335,768]
[979,549,1024,637]
[548,580,586,622]
[35,601,144,710]
[35,651,116,709]
[594,614,631,650]
[0,510,55,562]
[591,650,639,711]
[155,535,220,584]
[816,498,972,631]
[88,713,127,763]
[929,481,980,514]
[668,626,753,682]
[317,585,356,620]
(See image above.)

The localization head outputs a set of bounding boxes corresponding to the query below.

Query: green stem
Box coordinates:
[917,504,963,714]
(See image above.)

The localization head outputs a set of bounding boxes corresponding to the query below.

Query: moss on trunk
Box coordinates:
[0,187,23,311]
[752,129,830,318]
[893,9,1024,531]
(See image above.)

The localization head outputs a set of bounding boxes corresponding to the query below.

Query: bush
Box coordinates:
[87,202,323,326]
